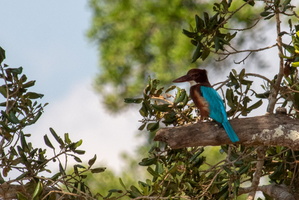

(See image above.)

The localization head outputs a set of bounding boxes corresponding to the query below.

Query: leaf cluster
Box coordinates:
[125,77,196,134]
[0,47,105,200]
[183,0,237,62]
[121,73,268,199]
[225,69,263,117]
[183,0,248,63]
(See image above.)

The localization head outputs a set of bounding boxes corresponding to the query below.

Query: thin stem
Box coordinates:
[267,6,285,113]
[247,146,266,200]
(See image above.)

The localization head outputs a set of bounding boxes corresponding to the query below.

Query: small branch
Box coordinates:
[267,7,285,113]
[234,52,252,64]
[223,17,262,31]
[214,44,277,56]
[213,72,273,91]
[245,73,273,86]
[247,146,266,200]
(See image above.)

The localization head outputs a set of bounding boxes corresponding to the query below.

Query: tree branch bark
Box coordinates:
[240,184,296,200]
[154,113,299,149]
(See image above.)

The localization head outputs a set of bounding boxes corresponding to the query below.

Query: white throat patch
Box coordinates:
[189,80,198,86]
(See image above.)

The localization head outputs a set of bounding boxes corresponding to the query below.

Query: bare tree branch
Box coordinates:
[240,184,296,200]
[154,113,299,150]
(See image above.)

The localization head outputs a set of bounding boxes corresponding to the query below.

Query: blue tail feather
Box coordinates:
[222,121,239,142]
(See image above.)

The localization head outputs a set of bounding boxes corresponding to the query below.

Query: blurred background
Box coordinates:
[0,0,280,194]
[0,1,142,173]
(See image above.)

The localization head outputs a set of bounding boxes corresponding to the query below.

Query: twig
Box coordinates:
[247,146,266,200]
[214,44,277,56]
[267,7,285,113]
[223,17,262,31]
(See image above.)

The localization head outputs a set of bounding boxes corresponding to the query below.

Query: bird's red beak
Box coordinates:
[173,74,192,83]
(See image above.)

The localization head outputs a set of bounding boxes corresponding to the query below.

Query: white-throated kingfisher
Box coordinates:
[173,69,239,143]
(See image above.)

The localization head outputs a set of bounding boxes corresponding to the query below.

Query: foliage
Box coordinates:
[97,0,299,199]
[88,0,266,112]
[122,71,265,199]
[0,47,105,199]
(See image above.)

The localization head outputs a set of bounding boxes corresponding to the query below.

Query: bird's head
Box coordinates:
[173,69,209,85]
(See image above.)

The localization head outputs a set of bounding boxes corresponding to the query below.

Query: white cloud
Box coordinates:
[27,79,142,173]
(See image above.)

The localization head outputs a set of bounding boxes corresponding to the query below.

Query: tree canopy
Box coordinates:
[88,0,266,112]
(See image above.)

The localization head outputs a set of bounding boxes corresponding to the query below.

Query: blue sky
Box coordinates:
[1,1,141,173]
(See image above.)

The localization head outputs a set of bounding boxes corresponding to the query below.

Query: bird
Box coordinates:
[173,68,239,143]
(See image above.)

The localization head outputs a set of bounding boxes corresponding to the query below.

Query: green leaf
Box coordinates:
[239,68,246,80]
[73,139,83,148]
[8,111,19,124]
[282,43,295,54]
[201,47,210,61]
[247,100,263,111]
[124,98,143,104]
[264,14,275,20]
[27,111,43,125]
[0,86,7,98]
[147,166,159,177]
[182,29,196,38]
[244,0,255,6]
[139,102,149,117]
[146,122,159,132]
[25,92,44,99]
[195,14,204,31]
[139,157,157,166]
[203,12,209,27]
[20,132,30,152]
[32,181,43,200]
[44,135,54,149]
[88,154,97,167]
[0,46,5,64]
[165,85,176,93]
[7,67,23,75]
[16,192,28,200]
[174,88,187,104]
[59,163,65,175]
[255,91,270,99]
[191,43,202,63]
[73,155,82,163]
[73,149,85,155]
[64,133,71,144]
[91,167,106,173]
[151,104,171,112]
[238,163,251,174]
[49,128,64,146]
[260,11,271,17]
[130,185,142,198]
[223,166,233,175]
[214,37,220,51]
[138,122,147,131]
[291,62,299,67]
[22,80,35,88]
[119,178,127,190]
[50,172,61,181]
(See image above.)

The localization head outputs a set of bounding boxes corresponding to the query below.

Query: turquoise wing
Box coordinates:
[200,86,239,142]
[200,86,227,123]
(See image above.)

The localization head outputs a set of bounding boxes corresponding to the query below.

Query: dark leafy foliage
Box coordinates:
[0,47,105,199]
